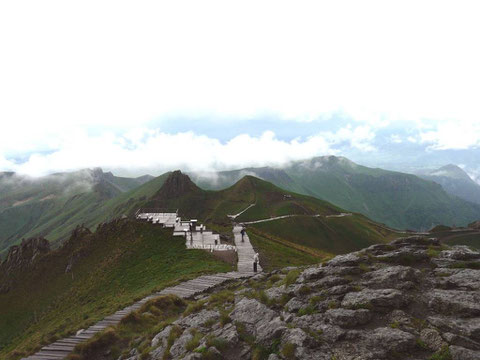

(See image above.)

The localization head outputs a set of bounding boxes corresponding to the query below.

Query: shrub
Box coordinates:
[206,336,228,352]
[219,310,231,327]
[74,328,119,357]
[449,261,480,270]
[185,330,203,351]
[429,345,452,360]
[207,290,235,308]
[298,305,315,316]
[284,269,301,287]
[298,285,312,296]
[184,300,206,317]
[282,342,297,359]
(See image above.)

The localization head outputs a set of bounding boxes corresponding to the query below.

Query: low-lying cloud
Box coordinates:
[4,128,373,177]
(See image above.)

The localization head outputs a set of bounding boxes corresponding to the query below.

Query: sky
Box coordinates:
[0,1,479,178]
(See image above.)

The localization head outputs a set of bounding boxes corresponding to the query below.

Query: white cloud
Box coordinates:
[390,135,402,144]
[6,130,338,176]
[420,121,480,150]
[322,125,377,152]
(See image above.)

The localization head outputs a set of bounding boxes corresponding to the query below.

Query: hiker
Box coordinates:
[241,228,246,242]
[253,252,259,272]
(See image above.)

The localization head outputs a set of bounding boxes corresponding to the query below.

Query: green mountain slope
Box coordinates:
[418,164,480,205]
[0,220,232,358]
[0,171,402,358]
[141,171,401,252]
[192,156,480,231]
[0,169,159,256]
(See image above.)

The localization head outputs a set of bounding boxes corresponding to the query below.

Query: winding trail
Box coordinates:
[233,225,262,273]
[240,213,321,225]
[227,203,256,220]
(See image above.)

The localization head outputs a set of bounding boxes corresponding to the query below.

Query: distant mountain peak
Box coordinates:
[155,170,199,199]
[430,164,472,181]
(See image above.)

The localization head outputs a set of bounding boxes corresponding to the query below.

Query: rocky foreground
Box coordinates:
[86,237,480,360]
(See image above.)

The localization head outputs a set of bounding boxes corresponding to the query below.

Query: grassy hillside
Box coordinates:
[0,219,232,359]
[192,156,480,231]
[141,171,402,254]
[248,214,398,255]
[0,170,166,256]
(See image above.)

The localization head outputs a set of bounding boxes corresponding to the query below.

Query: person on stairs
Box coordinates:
[253,252,259,272]
[241,228,246,242]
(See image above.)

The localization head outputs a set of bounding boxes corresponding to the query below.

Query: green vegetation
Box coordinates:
[428,345,452,360]
[0,220,231,359]
[249,233,324,271]
[281,342,296,359]
[249,214,398,255]
[194,156,480,231]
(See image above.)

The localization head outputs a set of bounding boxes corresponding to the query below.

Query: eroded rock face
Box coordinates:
[143,236,480,359]
[1,237,50,275]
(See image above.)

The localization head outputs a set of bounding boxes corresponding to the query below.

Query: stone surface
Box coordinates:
[341,288,406,310]
[325,308,372,328]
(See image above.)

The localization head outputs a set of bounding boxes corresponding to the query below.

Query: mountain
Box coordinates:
[0,169,154,256]
[0,171,405,358]
[0,219,231,358]
[417,164,480,205]
[192,156,480,231]
[32,236,480,360]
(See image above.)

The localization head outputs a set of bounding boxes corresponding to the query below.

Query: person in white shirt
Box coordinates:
[253,252,259,272]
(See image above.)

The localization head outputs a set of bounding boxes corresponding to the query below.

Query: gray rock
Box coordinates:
[426,289,480,317]
[151,324,172,354]
[169,330,194,359]
[298,266,324,282]
[311,275,350,288]
[442,332,480,351]
[435,269,480,291]
[285,297,306,312]
[174,309,219,329]
[420,328,447,351]
[390,236,439,247]
[326,253,364,267]
[281,328,311,347]
[230,298,276,334]
[267,354,281,360]
[450,345,480,360]
[325,284,353,296]
[440,246,480,261]
[375,247,429,263]
[211,322,239,347]
[325,308,372,328]
[255,316,287,346]
[363,265,419,288]
[366,327,416,354]
[429,316,480,342]
[341,288,406,310]
[265,285,286,300]
[183,354,202,360]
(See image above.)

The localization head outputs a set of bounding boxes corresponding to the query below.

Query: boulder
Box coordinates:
[450,345,480,360]
[325,308,372,328]
[341,288,406,311]
[426,289,480,317]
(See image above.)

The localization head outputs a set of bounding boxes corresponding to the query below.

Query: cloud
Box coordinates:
[419,122,480,150]
[4,130,340,176]
[322,125,377,152]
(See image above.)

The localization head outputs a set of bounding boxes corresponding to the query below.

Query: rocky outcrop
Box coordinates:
[154,171,199,200]
[118,236,480,359]
[1,237,50,275]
